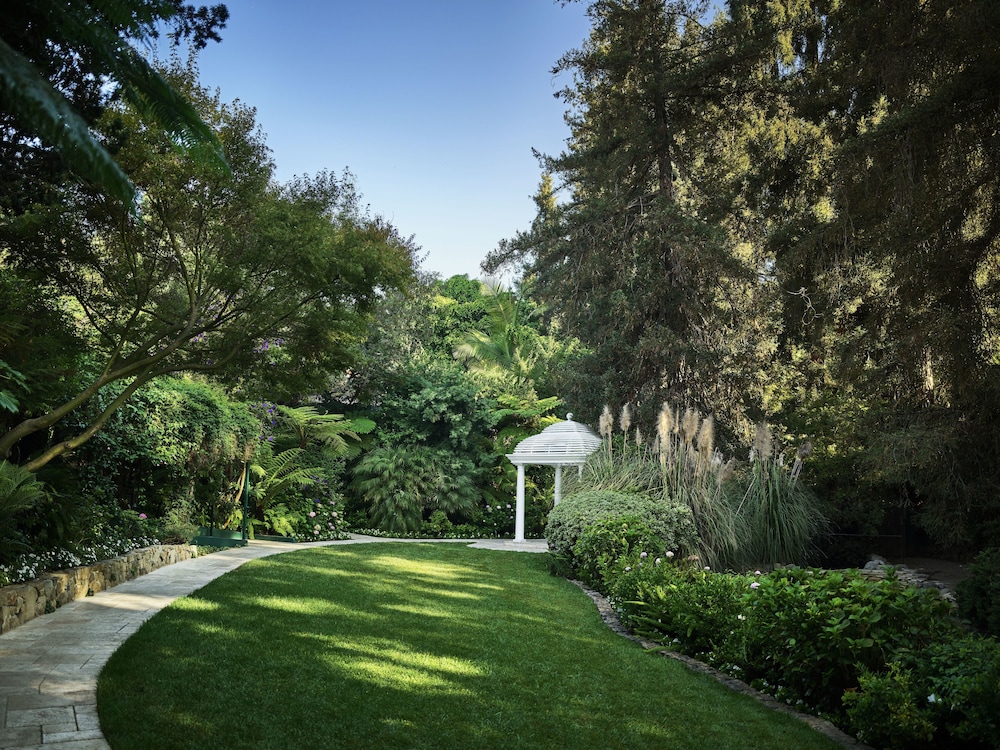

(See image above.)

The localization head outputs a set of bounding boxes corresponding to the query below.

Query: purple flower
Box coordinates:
[750,581,760,590]
[138,513,147,520]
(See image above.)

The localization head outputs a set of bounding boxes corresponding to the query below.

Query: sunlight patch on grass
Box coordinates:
[369,554,503,591]
[381,602,458,618]
[243,595,354,616]
[170,598,220,613]
[307,633,485,693]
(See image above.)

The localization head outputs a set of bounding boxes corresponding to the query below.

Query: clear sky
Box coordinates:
[190,1,594,281]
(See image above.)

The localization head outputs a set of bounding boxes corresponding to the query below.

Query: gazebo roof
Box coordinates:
[506,414,602,466]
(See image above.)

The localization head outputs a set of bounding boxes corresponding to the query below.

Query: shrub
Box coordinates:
[608,553,750,664]
[956,546,1000,638]
[572,515,667,589]
[544,489,697,568]
[741,567,958,719]
[842,663,937,749]
[846,634,1000,749]
[907,634,1000,748]
[350,446,480,533]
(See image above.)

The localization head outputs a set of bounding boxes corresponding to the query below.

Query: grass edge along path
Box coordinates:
[97,543,847,749]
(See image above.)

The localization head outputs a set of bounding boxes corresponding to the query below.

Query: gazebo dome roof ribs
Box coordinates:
[507,414,602,466]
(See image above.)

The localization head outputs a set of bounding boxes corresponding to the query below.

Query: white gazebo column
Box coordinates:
[514,463,526,542]
[553,465,563,506]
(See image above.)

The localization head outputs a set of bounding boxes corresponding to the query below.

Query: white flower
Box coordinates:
[666,550,675,558]
[928,694,938,704]
[640,551,648,558]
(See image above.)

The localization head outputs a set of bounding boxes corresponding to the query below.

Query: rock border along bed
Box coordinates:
[1,544,198,635]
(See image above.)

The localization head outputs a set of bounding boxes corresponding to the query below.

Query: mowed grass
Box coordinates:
[97,543,843,749]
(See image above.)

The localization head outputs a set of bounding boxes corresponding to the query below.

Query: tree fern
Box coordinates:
[276,405,374,457]
[0,461,50,563]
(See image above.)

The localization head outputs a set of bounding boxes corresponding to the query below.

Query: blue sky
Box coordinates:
[191,1,594,280]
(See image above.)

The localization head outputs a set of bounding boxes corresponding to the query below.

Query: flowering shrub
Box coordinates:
[301,496,347,542]
[741,567,958,719]
[572,515,668,590]
[607,552,750,664]
[481,501,516,536]
[0,534,160,587]
[597,558,989,744]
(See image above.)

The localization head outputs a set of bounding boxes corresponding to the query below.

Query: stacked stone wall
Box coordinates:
[0,544,198,635]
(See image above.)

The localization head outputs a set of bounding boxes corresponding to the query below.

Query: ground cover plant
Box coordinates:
[97,543,844,750]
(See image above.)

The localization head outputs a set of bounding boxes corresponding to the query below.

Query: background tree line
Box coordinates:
[486,0,1000,556]
[0,0,577,560]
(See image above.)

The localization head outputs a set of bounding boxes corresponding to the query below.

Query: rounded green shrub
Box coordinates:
[545,489,697,564]
[572,515,667,589]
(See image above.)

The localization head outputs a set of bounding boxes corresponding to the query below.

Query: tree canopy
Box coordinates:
[0,0,229,205]
[489,0,1000,551]
[0,59,416,471]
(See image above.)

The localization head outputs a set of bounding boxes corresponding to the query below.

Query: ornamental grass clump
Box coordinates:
[735,422,829,568]
[653,403,742,570]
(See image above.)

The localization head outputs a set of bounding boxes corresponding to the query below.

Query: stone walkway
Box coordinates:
[0,536,545,749]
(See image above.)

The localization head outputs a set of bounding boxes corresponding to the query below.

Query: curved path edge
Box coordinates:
[2,536,861,749]
[0,536,540,749]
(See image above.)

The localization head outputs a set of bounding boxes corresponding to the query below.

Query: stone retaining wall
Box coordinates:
[0,544,198,635]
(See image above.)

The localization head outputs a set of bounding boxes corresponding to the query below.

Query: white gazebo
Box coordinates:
[506,414,602,542]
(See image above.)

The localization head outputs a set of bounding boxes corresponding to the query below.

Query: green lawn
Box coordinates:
[97,543,844,749]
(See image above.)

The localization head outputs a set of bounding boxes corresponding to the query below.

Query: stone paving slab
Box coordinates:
[0,536,543,747]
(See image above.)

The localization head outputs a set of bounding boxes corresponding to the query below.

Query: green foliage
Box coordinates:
[0,57,415,471]
[275,405,373,457]
[0,461,50,563]
[350,446,480,534]
[845,635,1000,749]
[736,424,829,569]
[248,448,315,533]
[956,546,1000,638]
[564,442,664,496]
[910,635,1000,748]
[544,489,697,569]
[0,0,229,204]
[67,376,257,522]
[741,567,958,719]
[0,359,26,414]
[572,515,667,590]
[842,663,937,749]
[608,553,751,664]
[592,555,986,741]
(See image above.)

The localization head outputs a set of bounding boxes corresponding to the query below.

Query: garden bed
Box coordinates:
[0,543,198,635]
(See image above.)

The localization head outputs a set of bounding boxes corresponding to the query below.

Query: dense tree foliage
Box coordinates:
[0,60,415,471]
[0,0,229,205]
[489,0,1000,553]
